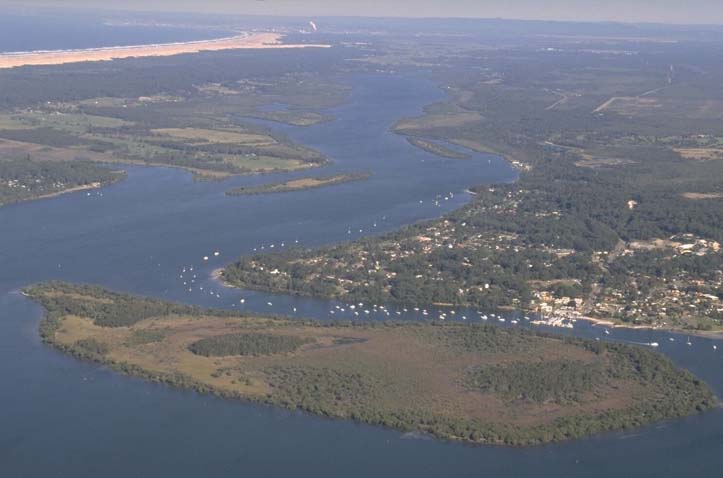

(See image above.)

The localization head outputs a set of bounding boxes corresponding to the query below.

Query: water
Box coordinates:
[0,34,722,478]
[0,12,230,53]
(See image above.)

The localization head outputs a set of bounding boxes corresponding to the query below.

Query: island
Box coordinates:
[406,137,469,160]
[26,282,716,446]
[226,172,370,196]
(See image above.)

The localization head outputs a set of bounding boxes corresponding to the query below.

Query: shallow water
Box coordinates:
[1,55,722,478]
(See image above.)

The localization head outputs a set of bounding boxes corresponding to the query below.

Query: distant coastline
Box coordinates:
[0,32,330,69]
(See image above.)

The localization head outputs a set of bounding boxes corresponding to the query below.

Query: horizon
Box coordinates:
[7,1,723,26]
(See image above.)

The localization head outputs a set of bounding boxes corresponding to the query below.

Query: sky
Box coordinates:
[10,0,723,25]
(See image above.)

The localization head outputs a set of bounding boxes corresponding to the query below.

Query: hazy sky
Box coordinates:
[12,0,723,25]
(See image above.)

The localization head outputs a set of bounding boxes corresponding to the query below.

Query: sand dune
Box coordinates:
[0,32,330,69]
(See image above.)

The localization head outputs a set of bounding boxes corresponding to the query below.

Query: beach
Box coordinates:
[0,32,330,69]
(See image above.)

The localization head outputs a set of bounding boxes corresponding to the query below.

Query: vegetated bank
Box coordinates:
[406,137,469,159]
[226,172,370,196]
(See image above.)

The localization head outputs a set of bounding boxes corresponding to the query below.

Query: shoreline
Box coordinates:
[575,314,723,339]
[0,32,330,69]
[1,174,125,208]
[213,267,723,341]
[32,182,103,201]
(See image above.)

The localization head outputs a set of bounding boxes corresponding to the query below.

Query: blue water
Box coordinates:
[0,12,230,53]
[0,20,722,478]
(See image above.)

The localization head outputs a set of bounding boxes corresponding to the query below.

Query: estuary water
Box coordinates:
[1,25,722,478]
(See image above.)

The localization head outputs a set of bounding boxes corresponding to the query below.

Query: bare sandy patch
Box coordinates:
[682,192,723,200]
[675,148,723,161]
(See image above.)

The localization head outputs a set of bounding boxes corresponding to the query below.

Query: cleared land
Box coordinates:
[0,105,326,179]
[26,282,716,447]
[675,148,723,161]
[0,33,330,69]
[226,172,370,196]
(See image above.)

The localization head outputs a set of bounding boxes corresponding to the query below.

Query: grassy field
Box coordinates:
[151,128,277,146]
[26,282,716,447]
[0,77,335,179]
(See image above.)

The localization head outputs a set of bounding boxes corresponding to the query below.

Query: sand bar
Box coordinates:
[0,32,330,69]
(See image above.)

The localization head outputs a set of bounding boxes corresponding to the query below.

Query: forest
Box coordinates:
[0,158,123,206]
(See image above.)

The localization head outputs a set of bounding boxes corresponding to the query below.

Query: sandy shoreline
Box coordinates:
[576,315,723,339]
[34,182,103,200]
[0,32,330,69]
